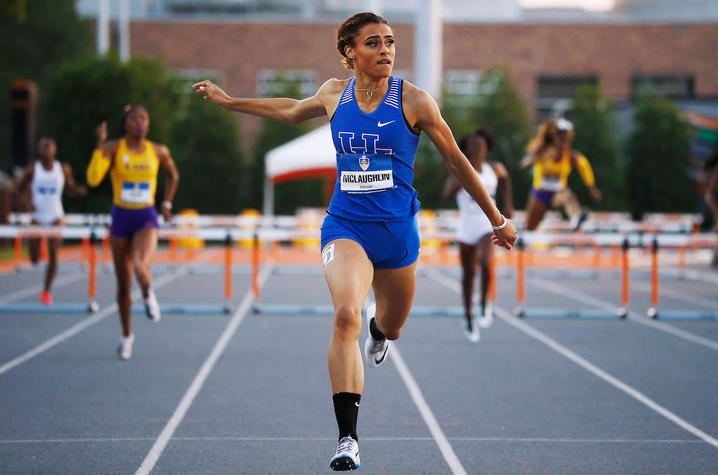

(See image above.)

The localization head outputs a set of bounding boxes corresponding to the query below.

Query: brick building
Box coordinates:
[127,19,718,145]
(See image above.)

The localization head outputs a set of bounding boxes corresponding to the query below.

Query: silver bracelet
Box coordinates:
[492,216,507,231]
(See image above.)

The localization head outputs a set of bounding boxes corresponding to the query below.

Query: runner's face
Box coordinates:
[125,108,150,139]
[348,23,395,77]
[467,136,487,165]
[38,139,56,161]
[555,130,570,148]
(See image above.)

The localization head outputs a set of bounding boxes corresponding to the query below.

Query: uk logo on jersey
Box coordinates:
[337,132,393,155]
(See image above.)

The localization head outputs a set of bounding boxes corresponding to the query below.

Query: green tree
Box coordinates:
[170,90,244,214]
[442,67,532,209]
[248,76,314,213]
[567,84,624,210]
[0,0,26,22]
[413,135,446,210]
[626,91,694,219]
[43,55,183,212]
[0,0,92,171]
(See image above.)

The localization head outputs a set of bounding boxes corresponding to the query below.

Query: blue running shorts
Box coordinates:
[320,212,420,269]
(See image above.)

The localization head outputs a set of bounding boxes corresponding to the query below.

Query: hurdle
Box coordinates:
[0,225,101,313]
[0,225,243,315]
[514,233,629,319]
[646,234,718,320]
[153,226,236,314]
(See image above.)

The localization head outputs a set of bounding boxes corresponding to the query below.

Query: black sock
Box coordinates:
[369,317,386,340]
[333,392,361,441]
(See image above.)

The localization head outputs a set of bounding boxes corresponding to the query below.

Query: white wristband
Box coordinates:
[162,200,172,210]
[492,215,507,231]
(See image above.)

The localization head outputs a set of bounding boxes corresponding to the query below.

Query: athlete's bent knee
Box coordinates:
[133,259,150,278]
[381,326,402,341]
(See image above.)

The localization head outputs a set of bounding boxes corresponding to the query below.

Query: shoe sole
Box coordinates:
[477,316,493,329]
[464,330,480,343]
[330,456,359,471]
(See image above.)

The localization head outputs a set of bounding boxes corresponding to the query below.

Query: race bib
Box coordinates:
[539,175,562,192]
[338,154,394,193]
[121,181,152,204]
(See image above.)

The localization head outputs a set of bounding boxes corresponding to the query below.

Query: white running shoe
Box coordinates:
[364,302,390,367]
[118,334,135,360]
[571,207,589,231]
[478,303,494,329]
[464,319,480,343]
[330,436,360,471]
[144,290,161,322]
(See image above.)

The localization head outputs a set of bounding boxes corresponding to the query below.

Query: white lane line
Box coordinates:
[447,437,704,443]
[0,436,704,444]
[663,267,718,284]
[425,268,718,451]
[0,438,156,444]
[493,306,718,450]
[391,345,467,475]
[422,267,461,293]
[135,263,274,475]
[0,273,85,304]
[528,278,718,352]
[0,268,187,376]
[630,280,718,309]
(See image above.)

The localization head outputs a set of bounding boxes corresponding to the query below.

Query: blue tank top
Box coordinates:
[328,75,421,222]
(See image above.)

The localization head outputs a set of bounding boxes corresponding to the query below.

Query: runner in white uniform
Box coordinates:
[444,128,513,342]
[17,138,87,304]
[31,159,65,225]
[457,162,498,245]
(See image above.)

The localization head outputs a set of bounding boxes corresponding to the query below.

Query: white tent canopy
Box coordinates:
[263,124,336,215]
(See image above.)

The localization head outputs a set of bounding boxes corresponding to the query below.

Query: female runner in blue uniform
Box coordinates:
[193,12,517,471]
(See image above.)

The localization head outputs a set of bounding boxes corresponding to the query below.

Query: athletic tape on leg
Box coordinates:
[322,243,335,267]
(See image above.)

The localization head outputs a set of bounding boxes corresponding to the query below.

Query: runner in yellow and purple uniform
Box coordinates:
[86,105,179,360]
[521,118,601,231]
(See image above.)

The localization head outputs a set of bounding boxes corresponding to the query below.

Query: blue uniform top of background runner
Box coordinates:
[328,75,421,222]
